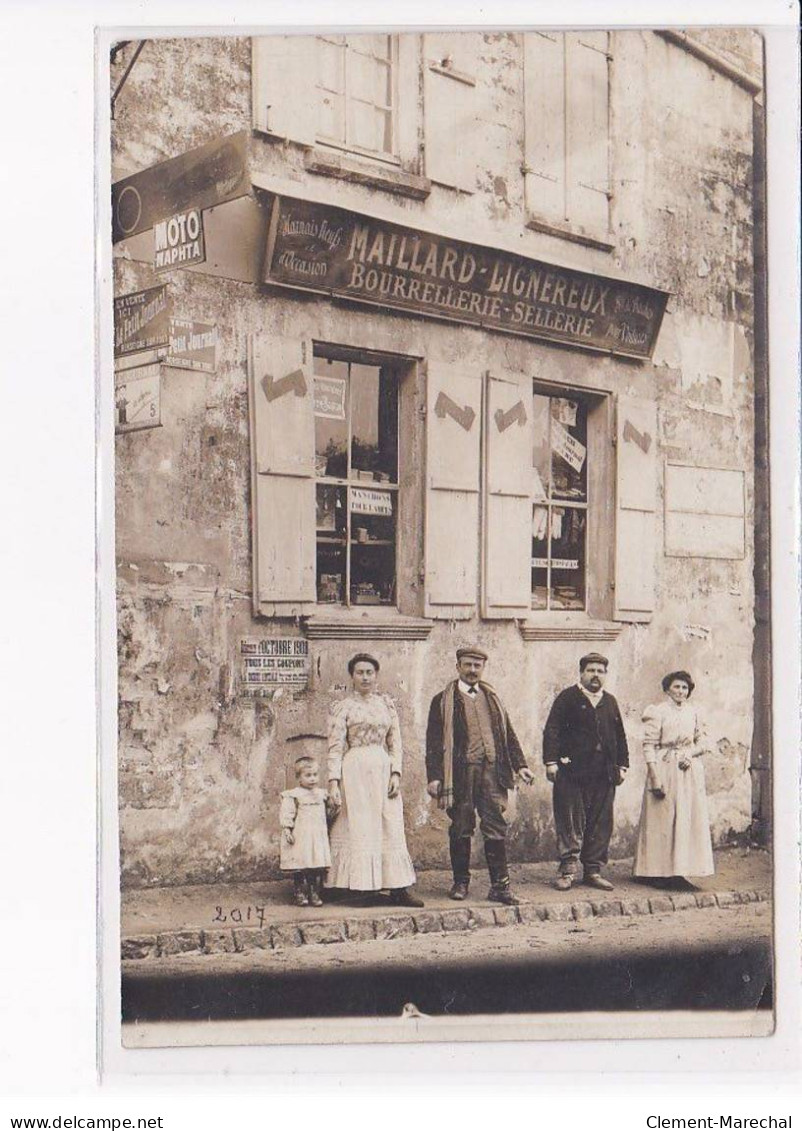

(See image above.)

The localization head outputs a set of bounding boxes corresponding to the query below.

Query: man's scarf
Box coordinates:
[438,679,510,810]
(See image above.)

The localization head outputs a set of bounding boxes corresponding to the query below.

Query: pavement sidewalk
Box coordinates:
[121,846,771,961]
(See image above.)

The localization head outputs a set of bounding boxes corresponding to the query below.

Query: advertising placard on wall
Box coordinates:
[166,318,217,372]
[115,364,162,433]
[111,130,249,243]
[154,208,206,274]
[239,638,310,695]
[114,285,171,357]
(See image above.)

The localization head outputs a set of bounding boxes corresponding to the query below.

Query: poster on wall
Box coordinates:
[166,317,218,372]
[239,638,310,695]
[114,284,171,357]
[114,364,161,433]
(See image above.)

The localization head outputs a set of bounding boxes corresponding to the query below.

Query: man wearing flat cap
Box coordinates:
[426,646,534,905]
[543,653,629,892]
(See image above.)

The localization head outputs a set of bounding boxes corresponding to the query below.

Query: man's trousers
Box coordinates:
[553,771,615,876]
[447,760,509,883]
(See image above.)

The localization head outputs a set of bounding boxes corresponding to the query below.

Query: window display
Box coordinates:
[531,391,588,611]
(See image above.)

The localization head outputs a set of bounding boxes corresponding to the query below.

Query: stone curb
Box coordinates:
[121,888,770,962]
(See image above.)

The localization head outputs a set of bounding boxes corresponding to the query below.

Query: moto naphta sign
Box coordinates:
[154,209,206,273]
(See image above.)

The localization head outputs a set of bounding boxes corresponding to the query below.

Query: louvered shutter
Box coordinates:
[248,335,316,616]
[424,361,482,619]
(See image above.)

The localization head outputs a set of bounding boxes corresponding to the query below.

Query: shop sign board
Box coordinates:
[154,208,206,273]
[166,318,217,372]
[115,364,161,433]
[114,285,171,357]
[239,637,310,693]
[112,130,249,243]
[264,195,669,360]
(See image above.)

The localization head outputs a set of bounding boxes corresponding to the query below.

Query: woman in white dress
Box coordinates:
[633,670,714,889]
[326,653,423,907]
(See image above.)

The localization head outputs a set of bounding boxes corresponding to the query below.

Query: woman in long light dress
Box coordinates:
[633,670,714,888]
[326,653,423,907]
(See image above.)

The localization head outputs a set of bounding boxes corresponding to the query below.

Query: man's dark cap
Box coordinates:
[456,645,489,662]
[579,652,609,671]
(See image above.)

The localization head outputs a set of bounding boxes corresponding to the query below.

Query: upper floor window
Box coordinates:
[316,35,398,161]
[252,33,474,197]
[523,31,613,246]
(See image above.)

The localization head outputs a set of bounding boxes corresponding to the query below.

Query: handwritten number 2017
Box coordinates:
[212,905,266,928]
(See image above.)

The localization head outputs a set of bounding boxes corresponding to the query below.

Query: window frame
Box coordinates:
[527,380,614,624]
[531,391,590,613]
[314,34,402,167]
[311,341,425,616]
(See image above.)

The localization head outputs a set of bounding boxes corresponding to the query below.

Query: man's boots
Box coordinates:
[485,839,520,905]
[449,836,471,900]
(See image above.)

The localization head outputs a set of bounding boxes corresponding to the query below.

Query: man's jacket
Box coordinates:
[542,686,629,783]
[426,684,528,796]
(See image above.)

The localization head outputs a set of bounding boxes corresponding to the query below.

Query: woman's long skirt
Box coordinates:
[327,744,416,891]
[634,755,715,877]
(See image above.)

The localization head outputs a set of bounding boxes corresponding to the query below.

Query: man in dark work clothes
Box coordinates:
[543,653,629,892]
[426,646,535,905]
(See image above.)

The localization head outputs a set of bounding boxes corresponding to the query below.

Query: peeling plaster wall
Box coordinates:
[112,32,760,887]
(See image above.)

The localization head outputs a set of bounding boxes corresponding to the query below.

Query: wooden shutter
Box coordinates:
[252,37,317,145]
[423,33,478,193]
[523,32,566,222]
[248,334,316,616]
[614,395,657,622]
[566,31,611,234]
[424,361,482,619]
[482,371,533,619]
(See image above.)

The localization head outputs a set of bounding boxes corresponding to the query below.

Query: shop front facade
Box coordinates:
[111,30,765,888]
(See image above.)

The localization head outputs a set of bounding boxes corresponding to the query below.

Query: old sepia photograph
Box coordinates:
[106,24,775,1049]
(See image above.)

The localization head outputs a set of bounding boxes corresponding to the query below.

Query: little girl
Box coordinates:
[279,757,332,906]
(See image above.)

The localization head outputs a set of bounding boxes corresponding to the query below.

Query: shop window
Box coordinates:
[531,392,589,611]
[315,35,398,161]
[249,334,431,629]
[523,31,612,245]
[313,352,399,607]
